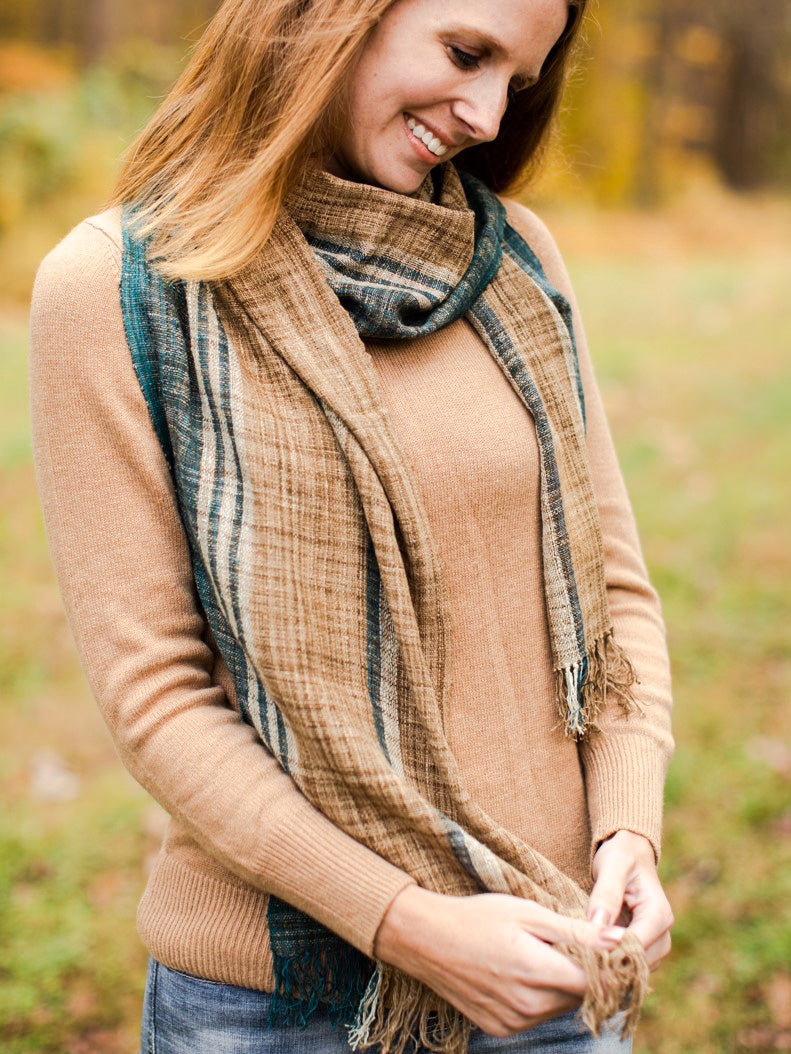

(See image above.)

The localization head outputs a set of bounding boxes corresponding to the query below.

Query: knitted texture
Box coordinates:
[120,163,646,1052]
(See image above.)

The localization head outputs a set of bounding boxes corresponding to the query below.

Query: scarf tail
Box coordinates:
[349,964,471,1054]
[556,631,642,740]
[347,943,648,1053]
[266,896,375,1029]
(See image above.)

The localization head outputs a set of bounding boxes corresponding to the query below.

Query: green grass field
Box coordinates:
[1,192,790,1053]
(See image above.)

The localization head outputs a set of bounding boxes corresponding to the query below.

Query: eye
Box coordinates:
[447,45,481,71]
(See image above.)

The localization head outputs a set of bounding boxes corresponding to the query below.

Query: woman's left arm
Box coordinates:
[578,316,675,967]
[502,200,675,969]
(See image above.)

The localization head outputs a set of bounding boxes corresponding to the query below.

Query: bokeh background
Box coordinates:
[1,1,790,1051]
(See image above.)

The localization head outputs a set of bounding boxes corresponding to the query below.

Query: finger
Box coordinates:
[478,988,580,1040]
[588,852,631,927]
[522,902,624,950]
[518,998,582,1030]
[627,898,674,951]
[515,936,589,996]
[508,987,582,1029]
[644,931,672,971]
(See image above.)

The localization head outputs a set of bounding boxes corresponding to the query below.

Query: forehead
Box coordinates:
[392,0,569,31]
[388,0,570,63]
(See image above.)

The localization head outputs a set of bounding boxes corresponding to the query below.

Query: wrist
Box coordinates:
[595,829,656,867]
[373,884,441,965]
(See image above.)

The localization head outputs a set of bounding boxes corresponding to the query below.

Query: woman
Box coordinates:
[29,0,675,1051]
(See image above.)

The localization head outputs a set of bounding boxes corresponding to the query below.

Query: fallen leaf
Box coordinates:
[746,737,791,779]
[767,973,791,1030]
[29,750,80,801]
[738,1026,791,1050]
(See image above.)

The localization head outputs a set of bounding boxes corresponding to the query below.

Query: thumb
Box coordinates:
[588,851,631,927]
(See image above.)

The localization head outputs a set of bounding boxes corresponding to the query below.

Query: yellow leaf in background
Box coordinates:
[0,42,74,95]
[675,25,725,67]
[661,102,713,143]
[767,973,791,1030]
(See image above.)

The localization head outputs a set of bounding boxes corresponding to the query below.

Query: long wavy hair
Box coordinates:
[113,0,587,280]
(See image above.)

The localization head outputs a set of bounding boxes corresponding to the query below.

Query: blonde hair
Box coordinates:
[113,0,585,281]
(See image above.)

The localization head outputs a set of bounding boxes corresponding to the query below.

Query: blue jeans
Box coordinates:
[140,958,632,1053]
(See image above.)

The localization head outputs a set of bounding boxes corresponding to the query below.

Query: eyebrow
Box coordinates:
[442,25,541,86]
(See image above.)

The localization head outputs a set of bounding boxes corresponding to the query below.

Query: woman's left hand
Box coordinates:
[588,830,674,971]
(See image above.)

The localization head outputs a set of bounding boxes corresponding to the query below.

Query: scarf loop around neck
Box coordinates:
[121,163,644,1053]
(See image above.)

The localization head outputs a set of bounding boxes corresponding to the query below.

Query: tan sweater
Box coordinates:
[29,200,673,991]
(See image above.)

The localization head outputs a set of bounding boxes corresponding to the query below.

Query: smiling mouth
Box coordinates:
[405,115,448,158]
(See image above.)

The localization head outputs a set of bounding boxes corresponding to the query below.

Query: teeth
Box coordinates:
[406,116,448,157]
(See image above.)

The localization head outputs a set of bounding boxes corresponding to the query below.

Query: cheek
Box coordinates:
[347,79,413,138]
[343,38,454,152]
[355,37,451,116]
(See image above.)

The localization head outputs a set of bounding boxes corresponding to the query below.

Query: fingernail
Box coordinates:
[590,908,610,926]
[602,926,626,942]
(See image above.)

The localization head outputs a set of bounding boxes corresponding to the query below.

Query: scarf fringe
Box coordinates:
[267,936,374,1029]
[348,933,648,1054]
[556,631,642,741]
[348,964,471,1054]
[573,932,651,1039]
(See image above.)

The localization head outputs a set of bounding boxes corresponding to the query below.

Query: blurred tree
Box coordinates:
[38,0,66,47]
[711,0,790,189]
[559,0,791,200]
[78,0,119,66]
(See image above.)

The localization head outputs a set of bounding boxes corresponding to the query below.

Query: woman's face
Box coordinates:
[328,0,569,193]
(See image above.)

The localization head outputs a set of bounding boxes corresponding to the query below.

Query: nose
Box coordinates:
[450,78,508,143]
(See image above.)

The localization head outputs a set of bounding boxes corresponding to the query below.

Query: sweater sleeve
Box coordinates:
[28,213,415,957]
[502,199,675,864]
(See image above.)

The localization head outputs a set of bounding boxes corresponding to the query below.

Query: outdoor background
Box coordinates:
[1,0,790,1051]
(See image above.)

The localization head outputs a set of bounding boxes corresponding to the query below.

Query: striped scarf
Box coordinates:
[121,162,645,1053]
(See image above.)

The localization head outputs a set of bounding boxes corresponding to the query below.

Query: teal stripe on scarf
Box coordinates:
[500,219,586,429]
[466,296,588,666]
[365,534,393,765]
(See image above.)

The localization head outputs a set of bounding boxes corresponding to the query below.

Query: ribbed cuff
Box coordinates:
[581,731,669,879]
[253,794,416,958]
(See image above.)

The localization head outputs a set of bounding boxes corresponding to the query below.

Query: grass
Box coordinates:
[1,191,790,1052]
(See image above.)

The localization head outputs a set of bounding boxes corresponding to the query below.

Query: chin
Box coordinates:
[330,142,431,195]
[368,161,431,195]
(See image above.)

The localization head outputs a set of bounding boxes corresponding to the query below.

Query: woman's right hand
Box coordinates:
[373,885,623,1038]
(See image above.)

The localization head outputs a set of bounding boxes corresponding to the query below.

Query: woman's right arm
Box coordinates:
[29,214,415,960]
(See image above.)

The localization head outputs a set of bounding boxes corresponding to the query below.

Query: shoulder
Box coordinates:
[497,195,574,303]
[29,207,126,388]
[32,207,122,315]
[30,208,123,353]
